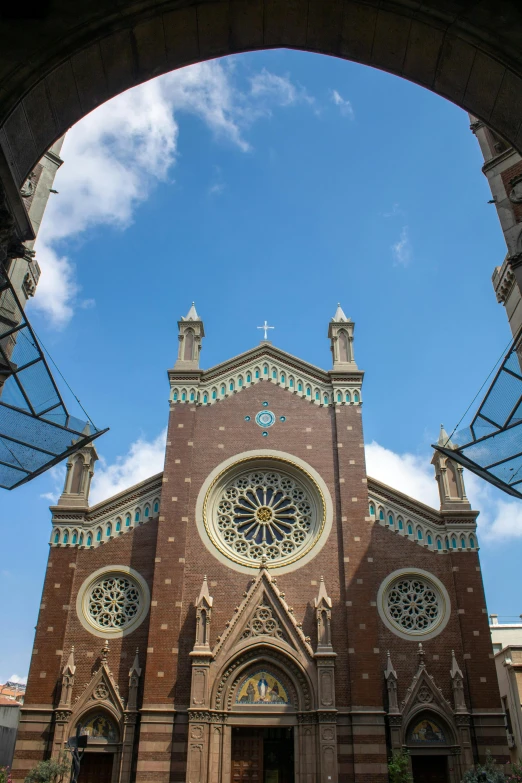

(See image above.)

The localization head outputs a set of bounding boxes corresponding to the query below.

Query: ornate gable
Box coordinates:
[212,567,314,663]
[70,642,124,724]
[399,644,455,725]
[169,343,363,409]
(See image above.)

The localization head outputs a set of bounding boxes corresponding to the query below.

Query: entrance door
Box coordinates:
[411,755,448,783]
[231,728,294,783]
[232,729,263,782]
[78,752,114,783]
[263,728,294,783]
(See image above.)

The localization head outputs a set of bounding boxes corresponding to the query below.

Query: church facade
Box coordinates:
[13,306,508,783]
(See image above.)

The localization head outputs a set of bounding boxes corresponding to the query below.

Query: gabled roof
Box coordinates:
[173,343,334,383]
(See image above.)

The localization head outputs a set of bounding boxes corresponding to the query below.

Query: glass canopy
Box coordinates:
[0,269,107,489]
[433,336,522,500]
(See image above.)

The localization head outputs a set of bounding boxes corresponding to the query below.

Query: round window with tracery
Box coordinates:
[203,458,325,569]
[77,566,150,638]
[88,575,141,629]
[386,577,440,632]
[377,569,450,641]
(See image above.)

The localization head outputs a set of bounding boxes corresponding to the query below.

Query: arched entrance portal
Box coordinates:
[187,651,323,783]
[74,711,120,783]
[405,711,460,783]
[186,569,338,783]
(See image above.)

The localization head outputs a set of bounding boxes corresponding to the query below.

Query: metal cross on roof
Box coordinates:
[257,321,274,341]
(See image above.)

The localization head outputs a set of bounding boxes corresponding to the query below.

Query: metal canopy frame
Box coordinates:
[0,270,107,489]
[432,335,522,500]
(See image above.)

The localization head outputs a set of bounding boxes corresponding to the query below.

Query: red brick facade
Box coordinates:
[13,338,508,783]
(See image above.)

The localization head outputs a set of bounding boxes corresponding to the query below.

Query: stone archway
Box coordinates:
[1,0,522,198]
[186,643,326,783]
[404,710,461,783]
[69,709,122,783]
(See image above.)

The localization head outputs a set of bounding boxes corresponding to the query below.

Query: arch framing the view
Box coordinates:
[1,0,522,195]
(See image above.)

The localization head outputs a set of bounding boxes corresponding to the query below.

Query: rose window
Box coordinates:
[87,575,141,629]
[205,460,324,568]
[385,577,441,634]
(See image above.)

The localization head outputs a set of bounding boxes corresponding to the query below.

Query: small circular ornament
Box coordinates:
[244,416,251,422]
[256,410,275,428]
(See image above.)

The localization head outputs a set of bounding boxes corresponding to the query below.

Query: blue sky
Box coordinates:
[1,49,519,683]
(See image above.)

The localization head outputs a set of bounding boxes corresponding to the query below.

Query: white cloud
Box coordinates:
[7,674,27,684]
[89,429,167,505]
[330,89,354,119]
[251,69,313,108]
[366,439,522,543]
[366,441,439,508]
[391,225,412,267]
[31,61,313,328]
[39,465,66,504]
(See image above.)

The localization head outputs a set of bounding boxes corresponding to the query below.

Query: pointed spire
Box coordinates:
[314,576,332,608]
[384,651,399,714]
[129,648,141,679]
[314,577,333,652]
[450,650,463,679]
[173,303,205,370]
[182,302,200,321]
[328,304,357,369]
[63,646,76,676]
[332,303,350,323]
[438,424,454,449]
[417,642,425,667]
[197,575,213,608]
[385,651,397,680]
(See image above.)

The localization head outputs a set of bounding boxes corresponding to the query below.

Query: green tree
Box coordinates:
[24,753,70,783]
[461,751,505,783]
[388,750,413,783]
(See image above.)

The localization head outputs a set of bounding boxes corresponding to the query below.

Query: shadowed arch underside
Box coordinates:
[1,0,522,191]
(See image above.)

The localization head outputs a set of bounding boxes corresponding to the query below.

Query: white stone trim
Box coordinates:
[76,565,150,639]
[194,449,334,575]
[377,568,451,642]
[50,489,161,549]
[367,493,478,554]
[170,353,362,408]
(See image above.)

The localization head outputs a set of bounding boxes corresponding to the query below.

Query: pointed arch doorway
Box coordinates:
[406,712,459,783]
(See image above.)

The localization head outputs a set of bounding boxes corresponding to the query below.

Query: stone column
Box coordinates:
[297,716,318,783]
[186,715,208,783]
[119,713,137,783]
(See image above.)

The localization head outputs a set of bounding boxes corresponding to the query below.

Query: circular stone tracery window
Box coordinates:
[76,566,150,638]
[377,568,450,641]
[88,575,140,629]
[203,457,326,569]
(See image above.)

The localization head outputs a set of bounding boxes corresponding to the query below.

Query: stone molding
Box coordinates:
[50,477,161,549]
[169,343,363,408]
[368,479,478,554]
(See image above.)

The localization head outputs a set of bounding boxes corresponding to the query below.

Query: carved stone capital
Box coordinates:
[297,712,317,724]
[317,711,337,723]
[55,710,72,723]
[387,715,403,727]
[455,714,471,727]
[188,710,228,723]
